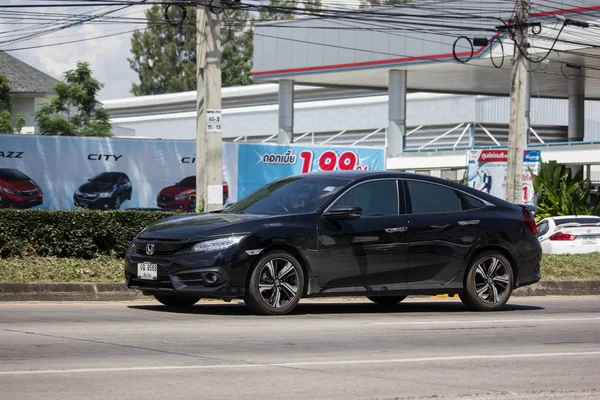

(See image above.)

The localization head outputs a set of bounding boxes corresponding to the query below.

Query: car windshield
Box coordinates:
[0,169,30,181]
[224,176,350,215]
[91,173,120,184]
[177,177,196,188]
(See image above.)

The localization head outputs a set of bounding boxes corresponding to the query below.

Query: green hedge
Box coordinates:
[0,209,178,259]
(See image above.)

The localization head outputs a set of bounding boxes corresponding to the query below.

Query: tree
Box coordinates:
[259,0,298,20]
[129,0,323,95]
[0,74,26,134]
[129,5,254,94]
[359,0,411,8]
[0,74,13,133]
[35,61,112,137]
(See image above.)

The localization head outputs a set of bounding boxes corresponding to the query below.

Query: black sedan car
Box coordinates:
[74,172,132,210]
[125,171,541,315]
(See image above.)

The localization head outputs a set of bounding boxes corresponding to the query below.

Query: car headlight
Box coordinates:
[98,192,112,198]
[191,236,245,253]
[175,194,188,200]
[3,188,17,194]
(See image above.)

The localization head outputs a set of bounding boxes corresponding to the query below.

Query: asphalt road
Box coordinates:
[1,296,600,400]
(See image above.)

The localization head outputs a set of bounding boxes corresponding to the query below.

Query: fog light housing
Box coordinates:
[205,272,219,285]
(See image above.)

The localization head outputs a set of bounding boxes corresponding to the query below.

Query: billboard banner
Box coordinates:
[235,143,386,200]
[0,135,384,211]
[467,149,541,205]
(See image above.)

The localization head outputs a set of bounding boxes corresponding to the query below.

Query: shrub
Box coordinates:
[531,161,600,221]
[0,209,178,259]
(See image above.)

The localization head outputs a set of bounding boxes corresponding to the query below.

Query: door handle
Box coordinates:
[458,220,480,226]
[385,226,407,233]
[431,224,449,229]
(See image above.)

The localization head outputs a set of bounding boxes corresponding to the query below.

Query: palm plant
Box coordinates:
[530,161,600,221]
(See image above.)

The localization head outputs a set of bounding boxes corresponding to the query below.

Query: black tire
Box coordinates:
[153,294,201,307]
[460,250,514,311]
[188,195,196,212]
[244,251,304,315]
[114,195,121,210]
[367,296,407,306]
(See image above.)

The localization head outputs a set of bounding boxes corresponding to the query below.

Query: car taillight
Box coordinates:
[549,232,577,241]
[522,209,537,235]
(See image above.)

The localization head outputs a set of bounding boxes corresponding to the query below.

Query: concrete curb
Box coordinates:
[0,280,599,301]
[0,283,144,301]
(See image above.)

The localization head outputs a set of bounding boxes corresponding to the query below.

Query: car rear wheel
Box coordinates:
[460,251,513,311]
[367,296,407,306]
[153,294,201,307]
[244,251,304,315]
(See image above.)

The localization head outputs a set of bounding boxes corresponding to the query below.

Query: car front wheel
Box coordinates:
[153,294,201,307]
[244,251,304,315]
[460,251,513,311]
[114,195,121,210]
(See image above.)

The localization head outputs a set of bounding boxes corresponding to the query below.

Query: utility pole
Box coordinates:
[506,0,530,204]
[196,0,223,212]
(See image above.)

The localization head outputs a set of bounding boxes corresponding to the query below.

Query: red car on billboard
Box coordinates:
[157,176,229,212]
[0,168,43,209]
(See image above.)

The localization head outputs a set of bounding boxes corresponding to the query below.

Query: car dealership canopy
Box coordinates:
[252,0,600,162]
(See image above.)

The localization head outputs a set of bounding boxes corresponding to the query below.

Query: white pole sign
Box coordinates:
[206,109,222,132]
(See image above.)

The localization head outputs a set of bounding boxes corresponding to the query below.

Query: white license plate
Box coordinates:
[137,262,158,280]
[583,239,597,245]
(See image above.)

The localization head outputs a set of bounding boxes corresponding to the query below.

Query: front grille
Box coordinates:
[160,195,174,202]
[134,239,188,256]
[78,193,98,199]
[21,189,39,196]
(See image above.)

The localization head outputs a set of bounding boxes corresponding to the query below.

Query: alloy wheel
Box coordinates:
[257,258,299,309]
[474,257,511,304]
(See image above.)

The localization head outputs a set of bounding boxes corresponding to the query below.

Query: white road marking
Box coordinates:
[1,351,600,376]
[372,317,600,325]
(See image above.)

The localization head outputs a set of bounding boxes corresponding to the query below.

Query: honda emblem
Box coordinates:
[146,244,155,256]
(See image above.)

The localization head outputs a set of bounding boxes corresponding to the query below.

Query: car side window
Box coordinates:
[537,221,549,237]
[406,181,462,214]
[333,180,399,217]
[463,194,486,209]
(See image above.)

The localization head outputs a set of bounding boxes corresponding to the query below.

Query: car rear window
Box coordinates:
[553,217,600,226]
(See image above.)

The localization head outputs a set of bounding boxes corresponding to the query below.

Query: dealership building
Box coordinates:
[104,0,600,182]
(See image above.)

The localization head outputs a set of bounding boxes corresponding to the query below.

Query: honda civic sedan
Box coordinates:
[125,171,541,315]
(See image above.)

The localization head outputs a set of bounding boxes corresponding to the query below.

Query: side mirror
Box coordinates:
[323,204,362,220]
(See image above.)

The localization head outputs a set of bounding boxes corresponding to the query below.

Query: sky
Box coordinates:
[0,1,361,101]
[2,2,150,101]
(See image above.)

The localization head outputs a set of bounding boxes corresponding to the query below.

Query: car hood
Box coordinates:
[138,212,284,240]
[78,181,115,194]
[160,186,195,197]
[1,179,37,191]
